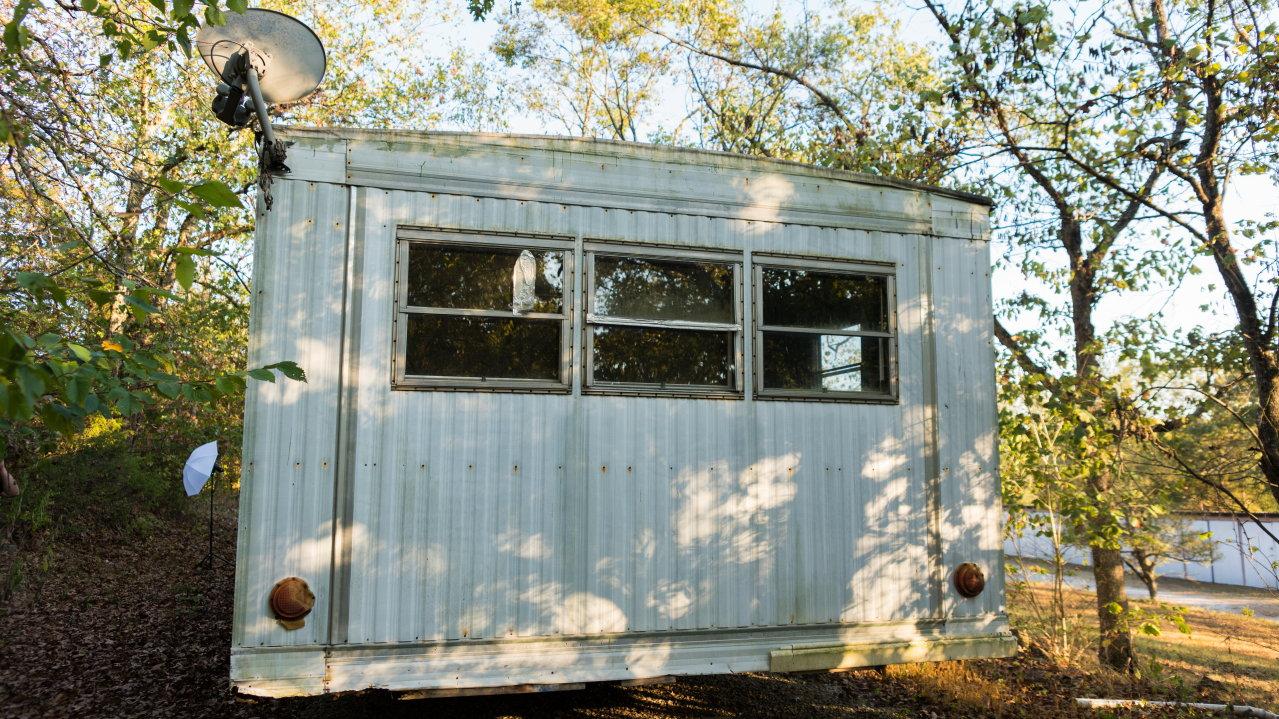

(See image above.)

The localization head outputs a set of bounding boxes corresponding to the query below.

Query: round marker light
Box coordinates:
[954,563,986,598]
[269,576,314,622]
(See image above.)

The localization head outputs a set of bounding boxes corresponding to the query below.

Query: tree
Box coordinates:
[0,1,303,490]
[0,0,503,497]
[664,3,965,183]
[1122,511,1216,601]
[1058,0,1279,514]
[490,0,671,140]
[917,0,1206,672]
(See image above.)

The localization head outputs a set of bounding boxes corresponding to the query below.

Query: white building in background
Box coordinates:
[231,128,1013,697]
[1005,511,1279,590]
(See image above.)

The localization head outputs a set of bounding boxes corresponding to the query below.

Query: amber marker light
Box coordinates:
[269,577,315,624]
[954,563,986,598]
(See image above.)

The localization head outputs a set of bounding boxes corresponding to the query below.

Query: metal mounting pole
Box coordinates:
[244,66,276,145]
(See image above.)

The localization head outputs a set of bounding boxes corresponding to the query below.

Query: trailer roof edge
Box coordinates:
[275,126,995,208]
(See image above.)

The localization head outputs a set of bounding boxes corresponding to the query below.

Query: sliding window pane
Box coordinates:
[593,326,733,386]
[761,268,887,332]
[404,315,561,380]
[593,256,734,322]
[406,244,563,313]
[762,332,889,394]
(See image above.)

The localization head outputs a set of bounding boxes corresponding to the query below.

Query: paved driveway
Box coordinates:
[1010,559,1279,622]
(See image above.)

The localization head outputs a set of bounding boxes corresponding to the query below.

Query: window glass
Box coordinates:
[761,268,887,332]
[593,256,734,323]
[406,244,564,313]
[592,326,734,386]
[404,315,561,380]
[762,333,889,394]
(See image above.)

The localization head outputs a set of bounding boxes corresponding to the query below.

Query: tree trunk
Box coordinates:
[1201,197,1279,510]
[1066,213,1136,672]
[1189,61,1279,510]
[1091,544,1135,671]
[1131,548,1158,601]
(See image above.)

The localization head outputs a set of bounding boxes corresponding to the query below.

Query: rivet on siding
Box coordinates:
[954,563,986,598]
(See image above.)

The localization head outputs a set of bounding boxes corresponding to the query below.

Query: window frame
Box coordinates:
[391,227,575,393]
[751,254,899,403]
[582,241,745,398]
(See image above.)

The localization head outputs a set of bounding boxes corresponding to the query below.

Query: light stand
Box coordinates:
[196,463,222,571]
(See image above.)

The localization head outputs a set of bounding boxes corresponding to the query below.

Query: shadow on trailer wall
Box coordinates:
[231,128,1012,697]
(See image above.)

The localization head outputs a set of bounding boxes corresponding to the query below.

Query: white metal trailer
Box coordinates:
[232,127,1014,698]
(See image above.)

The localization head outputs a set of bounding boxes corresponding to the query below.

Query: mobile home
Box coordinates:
[232,127,1013,697]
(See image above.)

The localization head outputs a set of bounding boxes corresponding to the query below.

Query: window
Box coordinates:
[393,230,572,391]
[754,258,896,400]
[585,246,742,395]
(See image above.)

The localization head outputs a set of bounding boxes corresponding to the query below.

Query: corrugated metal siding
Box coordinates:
[334,190,940,645]
[929,238,1004,619]
[233,135,1005,668]
[233,181,348,647]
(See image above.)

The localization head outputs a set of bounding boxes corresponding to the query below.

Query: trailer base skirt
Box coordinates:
[231,616,1016,698]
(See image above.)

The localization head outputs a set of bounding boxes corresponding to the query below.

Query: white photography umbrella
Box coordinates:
[511,249,537,314]
[183,441,219,496]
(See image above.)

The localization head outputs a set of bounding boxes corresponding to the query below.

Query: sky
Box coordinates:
[420,0,1277,342]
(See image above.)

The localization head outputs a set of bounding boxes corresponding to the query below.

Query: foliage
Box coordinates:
[498,0,968,183]
[491,0,671,140]
[0,0,507,557]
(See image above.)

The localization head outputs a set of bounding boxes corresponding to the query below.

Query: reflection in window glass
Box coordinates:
[404,315,561,380]
[593,256,734,323]
[593,326,733,386]
[761,268,887,332]
[762,333,889,394]
[406,244,563,313]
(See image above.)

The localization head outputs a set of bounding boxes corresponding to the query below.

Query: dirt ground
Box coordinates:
[2,497,1277,718]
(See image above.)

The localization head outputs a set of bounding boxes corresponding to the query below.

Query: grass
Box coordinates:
[1001,579,1279,713]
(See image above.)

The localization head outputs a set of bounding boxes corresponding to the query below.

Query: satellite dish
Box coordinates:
[196,9,326,104]
[195,9,326,176]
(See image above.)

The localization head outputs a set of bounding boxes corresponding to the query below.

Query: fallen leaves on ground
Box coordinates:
[0,498,1269,718]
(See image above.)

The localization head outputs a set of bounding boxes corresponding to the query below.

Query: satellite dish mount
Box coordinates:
[197,9,327,194]
[211,47,289,172]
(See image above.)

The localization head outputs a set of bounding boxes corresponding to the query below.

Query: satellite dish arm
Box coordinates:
[243,65,277,147]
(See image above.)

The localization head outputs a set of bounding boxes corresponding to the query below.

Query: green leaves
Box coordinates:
[1016,6,1047,26]
[16,272,67,303]
[188,181,243,208]
[204,4,226,27]
[264,361,307,382]
[0,322,309,436]
[246,368,275,382]
[3,0,33,53]
[175,254,196,291]
[467,0,498,21]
